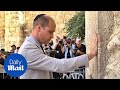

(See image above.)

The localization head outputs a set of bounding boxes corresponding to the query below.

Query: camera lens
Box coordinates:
[59,41,62,44]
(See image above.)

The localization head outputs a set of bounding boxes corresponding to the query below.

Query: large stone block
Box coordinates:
[85,11,98,79]
[85,11,120,79]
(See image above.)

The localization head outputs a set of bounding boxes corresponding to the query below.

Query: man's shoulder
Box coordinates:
[18,39,38,54]
[22,41,39,50]
[18,41,43,58]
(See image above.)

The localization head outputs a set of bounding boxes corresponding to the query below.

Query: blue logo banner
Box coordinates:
[4,54,27,77]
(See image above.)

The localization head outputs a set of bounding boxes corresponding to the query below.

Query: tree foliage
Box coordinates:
[63,11,85,41]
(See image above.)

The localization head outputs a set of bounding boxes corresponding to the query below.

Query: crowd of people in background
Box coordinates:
[42,35,86,79]
[0,45,20,79]
[0,35,86,79]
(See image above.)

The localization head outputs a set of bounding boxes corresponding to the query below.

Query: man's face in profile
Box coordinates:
[39,19,56,44]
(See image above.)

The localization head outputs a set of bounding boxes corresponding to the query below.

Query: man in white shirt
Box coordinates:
[18,14,98,79]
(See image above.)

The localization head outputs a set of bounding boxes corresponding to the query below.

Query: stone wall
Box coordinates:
[104,11,120,79]
[4,11,25,51]
[0,11,76,51]
[0,11,5,49]
[85,11,98,79]
[85,11,120,79]
[25,11,76,38]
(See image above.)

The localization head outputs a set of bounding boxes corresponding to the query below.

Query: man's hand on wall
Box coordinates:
[87,32,98,61]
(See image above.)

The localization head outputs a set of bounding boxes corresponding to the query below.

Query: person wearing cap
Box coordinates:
[18,14,98,79]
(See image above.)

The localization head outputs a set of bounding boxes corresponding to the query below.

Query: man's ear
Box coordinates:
[36,24,42,31]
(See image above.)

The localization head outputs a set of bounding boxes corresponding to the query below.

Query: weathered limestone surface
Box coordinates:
[0,11,5,49]
[104,11,120,79]
[85,11,120,79]
[85,11,98,79]
[25,11,76,39]
[4,11,25,51]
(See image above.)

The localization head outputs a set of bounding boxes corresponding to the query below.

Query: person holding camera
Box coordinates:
[54,39,64,59]
[53,39,65,79]
[63,40,74,58]
[74,39,86,78]
[75,39,86,56]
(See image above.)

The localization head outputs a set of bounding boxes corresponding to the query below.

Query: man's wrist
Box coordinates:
[87,52,95,61]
